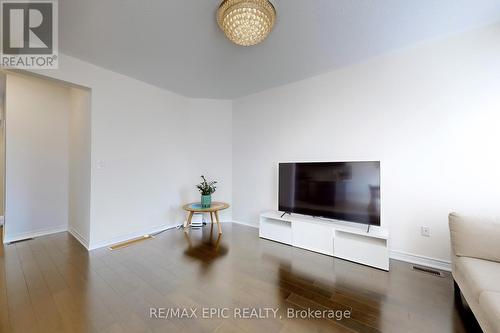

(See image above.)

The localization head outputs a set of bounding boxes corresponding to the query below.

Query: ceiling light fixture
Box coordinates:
[217,0,276,46]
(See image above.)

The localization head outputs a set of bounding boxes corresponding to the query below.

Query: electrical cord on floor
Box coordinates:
[158,214,210,235]
[150,225,180,237]
[173,222,208,233]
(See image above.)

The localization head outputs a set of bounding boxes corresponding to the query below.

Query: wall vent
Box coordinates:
[412,265,445,277]
[8,238,33,245]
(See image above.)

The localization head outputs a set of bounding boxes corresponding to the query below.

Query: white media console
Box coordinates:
[259,211,390,270]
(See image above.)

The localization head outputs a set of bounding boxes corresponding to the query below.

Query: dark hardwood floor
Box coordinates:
[0,223,481,332]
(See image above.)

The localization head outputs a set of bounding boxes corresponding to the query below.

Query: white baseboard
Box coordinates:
[88,224,176,250]
[390,250,451,272]
[68,228,90,250]
[231,220,259,228]
[3,225,67,244]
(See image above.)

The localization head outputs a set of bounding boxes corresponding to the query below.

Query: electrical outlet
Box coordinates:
[96,160,106,169]
[421,226,430,237]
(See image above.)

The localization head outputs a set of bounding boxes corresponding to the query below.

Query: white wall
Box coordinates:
[5,74,70,241]
[232,24,500,263]
[185,99,233,222]
[68,87,92,246]
[34,55,233,249]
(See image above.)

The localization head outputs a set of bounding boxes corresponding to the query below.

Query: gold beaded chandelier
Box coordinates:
[217,0,276,46]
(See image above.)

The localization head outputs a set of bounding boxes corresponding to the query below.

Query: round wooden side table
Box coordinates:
[182,202,229,234]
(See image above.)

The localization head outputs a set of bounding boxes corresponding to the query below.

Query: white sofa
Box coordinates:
[449,212,500,333]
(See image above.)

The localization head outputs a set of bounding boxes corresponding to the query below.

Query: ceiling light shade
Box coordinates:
[217,0,276,46]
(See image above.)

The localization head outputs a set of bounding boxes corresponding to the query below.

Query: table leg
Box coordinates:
[183,231,193,248]
[214,210,222,234]
[185,211,194,231]
[214,233,222,251]
[210,212,214,224]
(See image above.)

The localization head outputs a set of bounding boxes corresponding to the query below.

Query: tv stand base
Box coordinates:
[259,211,389,271]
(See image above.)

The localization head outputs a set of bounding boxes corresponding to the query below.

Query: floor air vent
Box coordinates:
[108,235,153,250]
[412,265,445,277]
[8,238,33,245]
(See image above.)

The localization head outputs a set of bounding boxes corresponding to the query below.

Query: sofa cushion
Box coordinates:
[455,257,500,302]
[449,212,500,263]
[479,291,500,333]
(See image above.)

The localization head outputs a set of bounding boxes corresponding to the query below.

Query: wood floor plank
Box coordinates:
[17,241,67,332]
[29,238,99,332]
[0,227,11,332]
[0,224,478,333]
[37,235,111,332]
[3,243,40,333]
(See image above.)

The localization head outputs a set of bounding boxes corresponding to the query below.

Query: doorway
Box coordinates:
[2,71,91,246]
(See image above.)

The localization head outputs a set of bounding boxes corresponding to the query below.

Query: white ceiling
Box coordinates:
[60,0,500,99]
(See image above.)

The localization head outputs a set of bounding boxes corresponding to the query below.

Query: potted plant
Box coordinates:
[196,175,217,208]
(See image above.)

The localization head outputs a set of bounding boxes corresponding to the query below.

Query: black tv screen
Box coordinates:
[279,161,380,226]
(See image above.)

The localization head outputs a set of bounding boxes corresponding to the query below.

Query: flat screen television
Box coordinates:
[279,161,380,226]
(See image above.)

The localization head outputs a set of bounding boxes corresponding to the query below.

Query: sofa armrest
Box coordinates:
[449,212,500,263]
